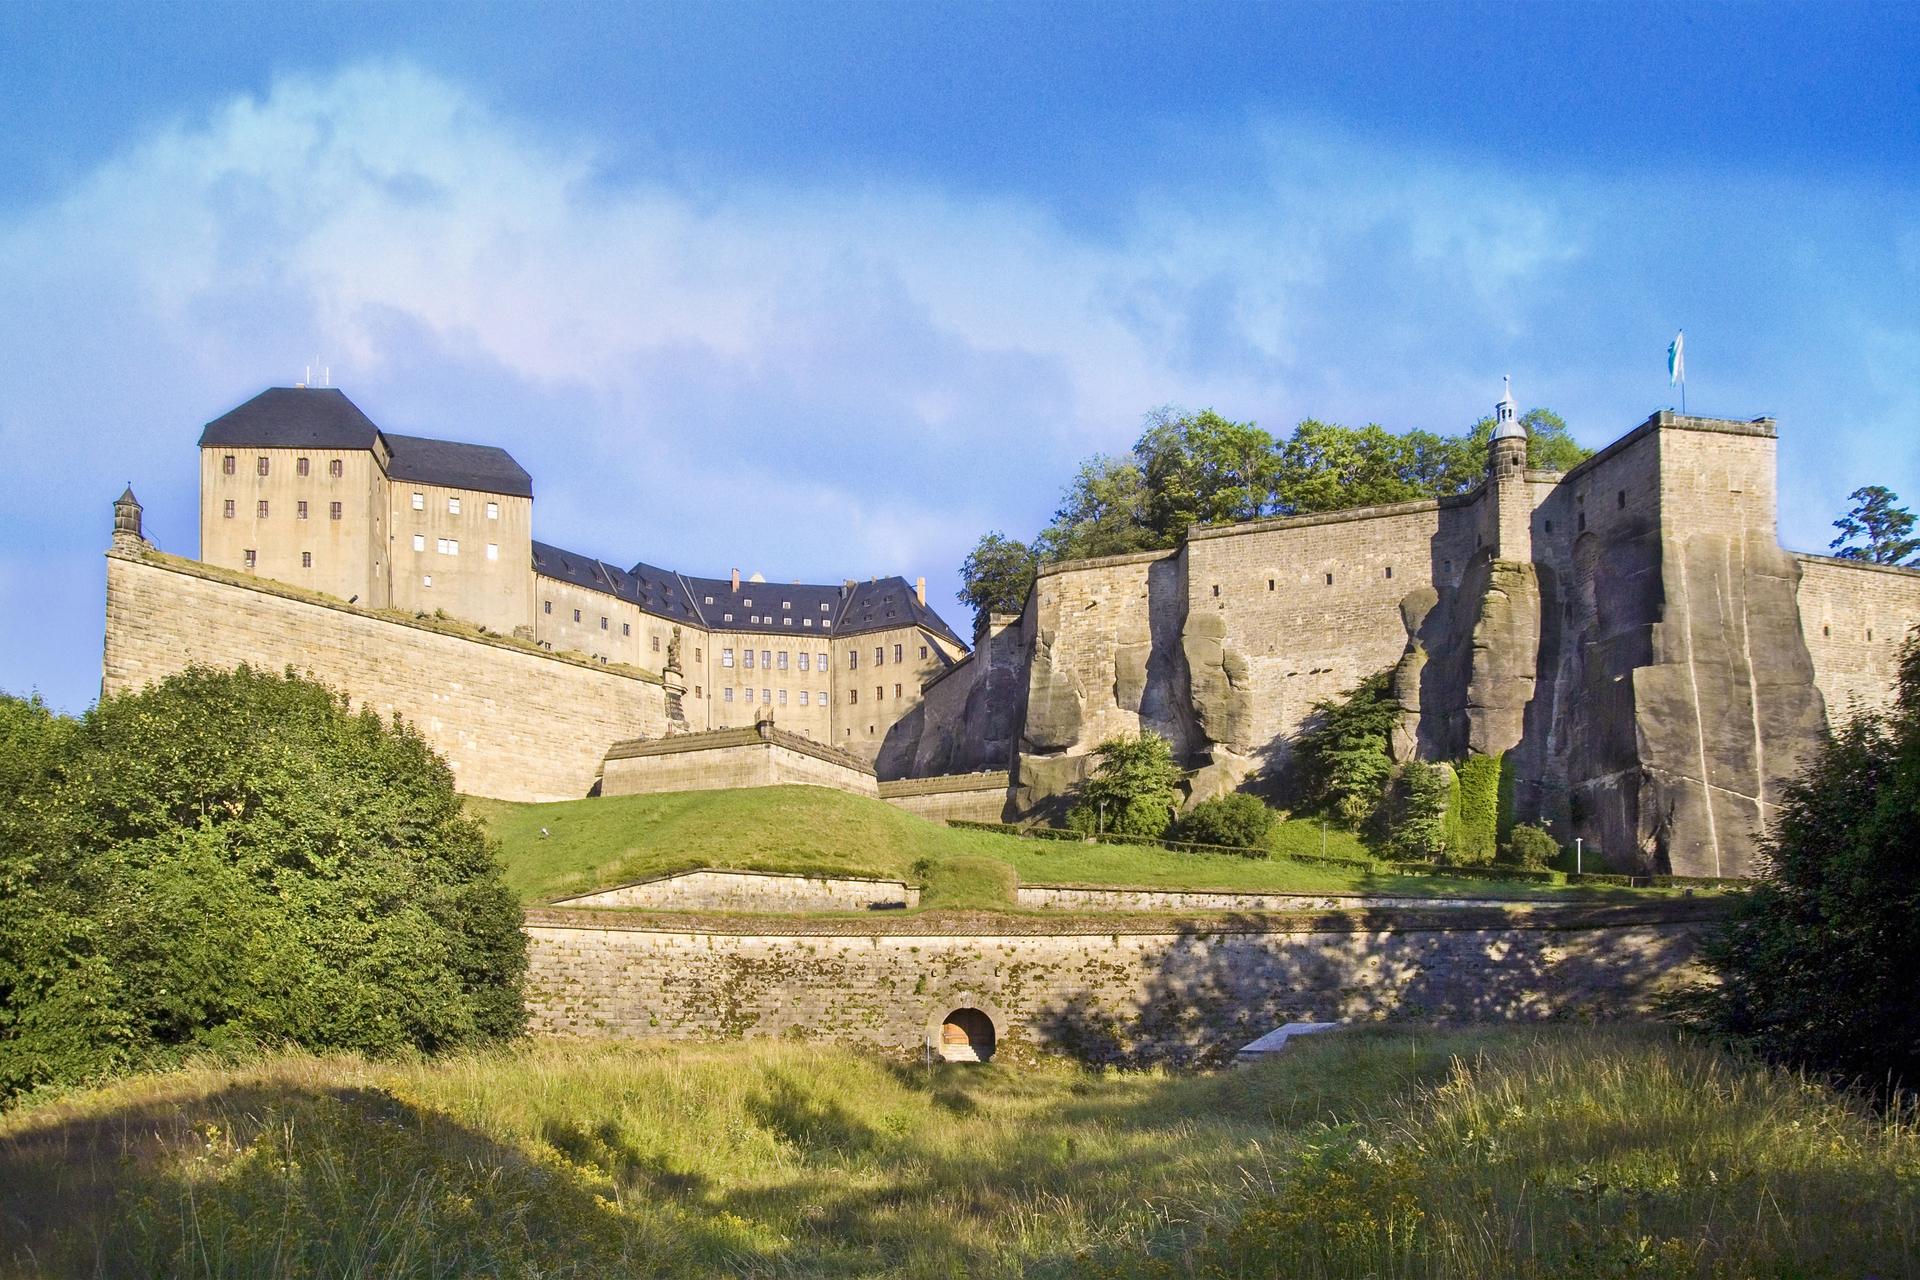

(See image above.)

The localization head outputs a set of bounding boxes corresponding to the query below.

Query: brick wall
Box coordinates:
[103,550,666,801]
[524,905,1712,1064]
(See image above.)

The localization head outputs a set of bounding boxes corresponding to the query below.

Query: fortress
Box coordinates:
[102,382,1920,878]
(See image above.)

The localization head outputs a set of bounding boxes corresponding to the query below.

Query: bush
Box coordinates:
[1447,753,1504,864]
[1174,793,1276,849]
[1389,761,1452,859]
[1065,732,1182,839]
[0,666,527,1102]
[1292,671,1397,828]
[1685,635,1920,1090]
[1503,823,1559,870]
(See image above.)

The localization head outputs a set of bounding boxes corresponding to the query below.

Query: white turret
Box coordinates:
[1488,377,1532,562]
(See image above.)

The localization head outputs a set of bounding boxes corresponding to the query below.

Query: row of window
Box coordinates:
[849,645,912,668]
[848,685,904,703]
[409,492,498,519]
[722,648,831,671]
[223,454,345,478]
[409,535,499,560]
[225,499,344,520]
[705,595,834,613]
[723,687,830,706]
[717,611,831,629]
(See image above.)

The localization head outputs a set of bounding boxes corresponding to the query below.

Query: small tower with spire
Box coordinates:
[1487,378,1533,563]
[112,485,147,552]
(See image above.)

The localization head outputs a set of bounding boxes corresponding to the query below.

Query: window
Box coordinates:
[244,549,256,568]
[818,690,827,704]
[222,454,235,475]
[762,688,771,703]
[1267,579,1275,591]
[423,574,432,587]
[777,651,788,670]
[894,683,902,699]
[1385,566,1393,579]
[875,647,884,665]
[695,686,701,698]
[804,618,813,628]
[411,492,424,510]
[572,609,581,622]
[600,616,608,630]
[1211,584,1220,597]
[723,612,733,623]
[744,650,755,668]
[704,595,714,604]
[448,497,461,515]
[329,502,342,521]
[438,537,458,555]
[722,648,734,668]
[761,650,771,668]
[818,652,828,669]
[1578,513,1587,532]
[695,648,702,663]
[329,458,343,478]
[876,686,883,703]
[849,651,858,670]
[778,690,787,705]
[750,615,760,625]
[256,499,269,518]
[893,644,902,663]
[799,653,810,672]
[297,456,310,477]
[850,689,858,704]
[648,634,658,651]
[301,551,312,568]
[821,620,831,629]
[414,534,426,552]
[486,502,498,520]
[784,617,793,626]
[782,600,792,609]
[799,691,809,705]
[1325,572,1334,585]
[920,646,928,659]
[256,456,269,476]
[544,601,552,615]
[297,500,309,520]
[223,499,235,519]
[743,598,753,607]
[623,623,631,636]
[724,687,734,702]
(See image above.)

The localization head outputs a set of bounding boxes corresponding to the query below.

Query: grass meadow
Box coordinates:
[3,1024,1915,1278]
[465,785,1661,908]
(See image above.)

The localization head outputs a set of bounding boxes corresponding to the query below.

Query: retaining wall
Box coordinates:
[558,869,918,912]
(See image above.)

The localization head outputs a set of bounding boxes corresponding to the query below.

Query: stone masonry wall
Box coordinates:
[600,730,880,798]
[1796,553,1920,723]
[525,907,1710,1065]
[103,550,666,801]
[877,771,1014,823]
[558,870,918,912]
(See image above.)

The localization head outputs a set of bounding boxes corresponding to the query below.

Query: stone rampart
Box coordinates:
[876,771,1014,823]
[1014,886,1529,912]
[523,901,1716,1065]
[102,550,665,801]
[601,725,880,797]
[557,869,918,912]
[1796,553,1920,724]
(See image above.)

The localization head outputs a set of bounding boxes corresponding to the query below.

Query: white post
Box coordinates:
[1576,836,1583,875]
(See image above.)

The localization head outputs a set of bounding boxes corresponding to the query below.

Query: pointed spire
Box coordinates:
[1493,375,1525,441]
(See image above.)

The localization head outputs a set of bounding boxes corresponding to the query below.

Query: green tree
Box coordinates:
[1292,671,1399,829]
[1685,636,1920,1088]
[1390,761,1453,859]
[1829,485,1919,565]
[0,667,526,1101]
[1134,408,1279,543]
[1503,823,1560,870]
[1067,732,1184,839]
[1034,455,1158,562]
[956,532,1039,634]
[1174,792,1277,850]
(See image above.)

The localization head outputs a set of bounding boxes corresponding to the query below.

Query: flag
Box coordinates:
[1668,330,1685,387]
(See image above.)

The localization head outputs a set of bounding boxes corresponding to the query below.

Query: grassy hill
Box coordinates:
[464,785,1622,908]
[4,1024,1912,1277]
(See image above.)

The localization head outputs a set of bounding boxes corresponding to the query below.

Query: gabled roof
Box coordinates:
[531,542,697,622]
[198,387,381,450]
[841,577,965,646]
[677,572,964,645]
[384,433,533,499]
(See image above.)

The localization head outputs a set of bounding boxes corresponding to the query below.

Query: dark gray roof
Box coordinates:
[678,573,963,645]
[384,433,532,499]
[532,542,697,622]
[198,387,381,450]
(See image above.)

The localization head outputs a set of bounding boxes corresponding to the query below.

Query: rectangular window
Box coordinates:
[695,686,701,698]
[423,574,432,587]
[821,603,831,612]
[222,454,236,475]
[819,689,827,705]
[803,618,813,628]
[244,549,256,568]
[695,648,702,663]
[572,609,581,622]
[722,648,734,667]
[297,500,308,520]
[652,635,661,652]
[722,612,733,623]
[448,497,461,515]
[761,650,771,668]
[301,551,312,568]
[724,687,733,702]
[799,691,809,706]
[436,537,448,554]
[623,623,631,636]
[761,689,770,703]
[257,499,269,518]
[876,646,885,665]
[850,689,858,704]
[778,689,787,705]
[600,617,608,631]
[744,650,755,669]
[329,501,342,520]
[256,456,269,476]
[486,542,498,560]
[544,600,552,615]
[819,652,828,669]
[799,653,810,672]
[849,651,858,670]
[782,599,791,609]
[447,539,458,555]
[777,651,788,670]
[329,458,343,478]
[413,534,425,552]
[704,595,714,605]
[411,492,424,510]
[894,644,903,663]
[223,499,235,518]
[894,683,902,699]
[920,645,928,659]
[486,502,498,520]
[297,457,310,477]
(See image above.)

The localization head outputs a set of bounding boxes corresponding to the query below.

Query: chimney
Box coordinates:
[915,576,926,606]
[731,568,740,592]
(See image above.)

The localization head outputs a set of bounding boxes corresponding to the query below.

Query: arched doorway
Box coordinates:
[939,1008,996,1063]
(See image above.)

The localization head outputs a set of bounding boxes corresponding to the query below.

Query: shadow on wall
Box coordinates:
[1029,905,1708,1068]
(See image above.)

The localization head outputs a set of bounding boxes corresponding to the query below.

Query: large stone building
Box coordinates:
[189,386,967,761]
[104,380,1920,876]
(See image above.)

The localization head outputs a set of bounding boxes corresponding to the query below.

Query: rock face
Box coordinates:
[934,411,1920,878]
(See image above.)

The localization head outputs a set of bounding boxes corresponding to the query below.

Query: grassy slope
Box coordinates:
[4,1026,1914,1278]
[465,785,1612,907]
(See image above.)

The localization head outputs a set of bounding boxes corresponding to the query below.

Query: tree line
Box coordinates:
[957,405,1587,631]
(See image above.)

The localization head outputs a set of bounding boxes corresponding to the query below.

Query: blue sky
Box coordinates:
[3,1,1917,712]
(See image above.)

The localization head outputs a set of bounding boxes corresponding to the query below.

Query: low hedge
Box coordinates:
[1651,874,1749,889]
[1392,861,1562,884]
[947,820,1374,868]
[1567,872,1645,888]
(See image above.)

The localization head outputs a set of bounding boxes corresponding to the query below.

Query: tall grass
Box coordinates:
[4,1026,1913,1278]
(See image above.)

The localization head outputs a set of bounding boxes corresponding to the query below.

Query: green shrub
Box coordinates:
[1065,732,1181,838]
[0,666,526,1102]
[1175,793,1276,849]
[1503,823,1559,870]
[1292,671,1397,828]
[1447,753,1504,864]
[1388,761,1452,859]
